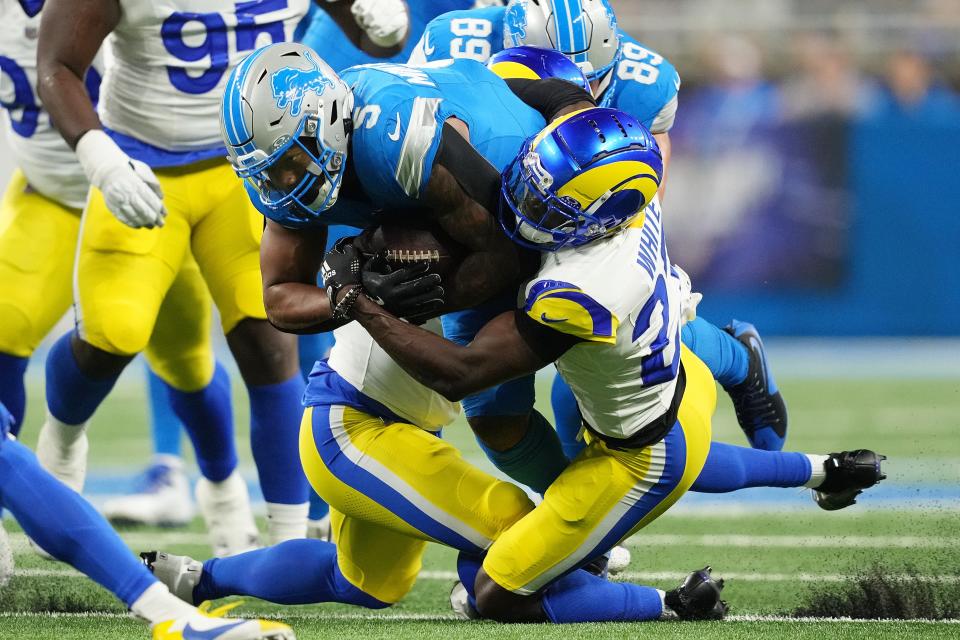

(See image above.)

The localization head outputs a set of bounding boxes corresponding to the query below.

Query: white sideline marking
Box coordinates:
[14,567,960,585]
[0,611,957,624]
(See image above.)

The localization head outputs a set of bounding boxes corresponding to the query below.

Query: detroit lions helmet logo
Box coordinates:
[504,1,529,47]
[271,51,335,118]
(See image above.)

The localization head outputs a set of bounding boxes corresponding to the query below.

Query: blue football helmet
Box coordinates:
[220,43,354,227]
[500,107,662,251]
[487,45,590,92]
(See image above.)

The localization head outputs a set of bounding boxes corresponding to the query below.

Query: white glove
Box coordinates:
[75,129,166,229]
[672,264,703,325]
[472,0,507,7]
[351,0,409,48]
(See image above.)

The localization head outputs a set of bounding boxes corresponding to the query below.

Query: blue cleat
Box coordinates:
[722,320,788,451]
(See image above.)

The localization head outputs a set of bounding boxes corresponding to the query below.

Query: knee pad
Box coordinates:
[0,304,35,357]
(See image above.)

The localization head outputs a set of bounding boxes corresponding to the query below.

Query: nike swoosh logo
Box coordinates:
[182,621,247,640]
[540,313,568,324]
[747,335,767,384]
[423,32,435,56]
[388,114,402,141]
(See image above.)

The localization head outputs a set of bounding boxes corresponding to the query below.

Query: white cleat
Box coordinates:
[195,471,259,557]
[152,602,296,640]
[0,518,13,588]
[607,545,632,576]
[102,458,195,527]
[140,551,204,604]
[35,416,88,494]
[306,513,331,542]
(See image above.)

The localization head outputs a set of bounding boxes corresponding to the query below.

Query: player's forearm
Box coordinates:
[37,63,102,148]
[263,282,340,333]
[349,295,486,401]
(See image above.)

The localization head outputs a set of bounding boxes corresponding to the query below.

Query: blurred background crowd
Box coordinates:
[612,0,960,335]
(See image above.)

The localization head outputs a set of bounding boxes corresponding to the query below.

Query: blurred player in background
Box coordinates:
[0,0,249,541]
[34,0,312,550]
[0,402,296,640]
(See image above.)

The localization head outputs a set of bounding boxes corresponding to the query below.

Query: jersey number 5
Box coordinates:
[161,0,289,95]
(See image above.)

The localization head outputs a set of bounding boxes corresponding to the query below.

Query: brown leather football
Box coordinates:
[353,222,466,281]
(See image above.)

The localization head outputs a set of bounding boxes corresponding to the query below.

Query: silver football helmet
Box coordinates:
[502,0,621,81]
[220,42,354,223]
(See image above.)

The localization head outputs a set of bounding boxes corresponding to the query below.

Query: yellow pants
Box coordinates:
[299,346,716,600]
[0,168,217,391]
[75,159,265,382]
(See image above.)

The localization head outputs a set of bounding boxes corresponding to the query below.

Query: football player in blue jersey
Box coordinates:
[301,0,478,72]
[412,0,788,456]
[0,402,295,640]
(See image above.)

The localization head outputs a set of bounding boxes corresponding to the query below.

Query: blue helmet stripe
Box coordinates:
[553,0,588,62]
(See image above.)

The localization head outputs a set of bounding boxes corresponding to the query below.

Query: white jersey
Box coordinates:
[521,199,686,440]
[327,318,460,432]
[100,0,308,154]
[0,5,100,209]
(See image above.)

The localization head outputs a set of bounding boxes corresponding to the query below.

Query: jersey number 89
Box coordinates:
[617,42,662,85]
[449,18,492,62]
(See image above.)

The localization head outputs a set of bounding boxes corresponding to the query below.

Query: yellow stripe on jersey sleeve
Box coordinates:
[523,280,618,344]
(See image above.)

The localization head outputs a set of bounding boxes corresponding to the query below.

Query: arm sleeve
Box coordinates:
[432,122,502,215]
[505,78,597,122]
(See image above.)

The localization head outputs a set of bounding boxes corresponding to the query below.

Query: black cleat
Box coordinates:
[664,566,728,620]
[813,449,887,511]
[723,320,788,451]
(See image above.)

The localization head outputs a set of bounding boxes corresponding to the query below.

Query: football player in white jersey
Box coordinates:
[318,108,886,621]
[35,0,312,547]
[0,0,260,547]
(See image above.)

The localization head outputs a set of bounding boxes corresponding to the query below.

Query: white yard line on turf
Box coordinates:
[13,568,960,584]
[0,611,958,624]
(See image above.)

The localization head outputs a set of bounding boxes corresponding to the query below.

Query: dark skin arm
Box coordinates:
[261,220,349,333]
[654,131,671,200]
[421,118,534,311]
[348,295,554,402]
[37,0,118,147]
[312,0,404,58]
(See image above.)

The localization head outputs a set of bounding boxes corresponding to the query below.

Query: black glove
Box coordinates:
[321,237,363,318]
[361,253,445,322]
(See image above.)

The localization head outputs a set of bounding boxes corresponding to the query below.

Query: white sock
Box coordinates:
[36,412,89,492]
[657,589,677,619]
[152,454,184,470]
[266,502,309,544]
[804,454,830,488]
[130,582,196,626]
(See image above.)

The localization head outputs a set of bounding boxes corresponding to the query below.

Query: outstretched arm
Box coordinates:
[345,292,580,401]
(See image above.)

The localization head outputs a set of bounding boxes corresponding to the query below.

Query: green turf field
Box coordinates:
[2,370,959,639]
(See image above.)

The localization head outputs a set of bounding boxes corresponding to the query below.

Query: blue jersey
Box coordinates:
[247,59,545,227]
[300,0,473,72]
[412,8,680,133]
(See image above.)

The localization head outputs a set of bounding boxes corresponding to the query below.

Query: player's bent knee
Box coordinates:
[144,352,214,393]
[0,304,35,357]
[467,414,530,451]
[81,301,157,357]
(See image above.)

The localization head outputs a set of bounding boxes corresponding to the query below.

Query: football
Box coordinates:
[352,221,467,281]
